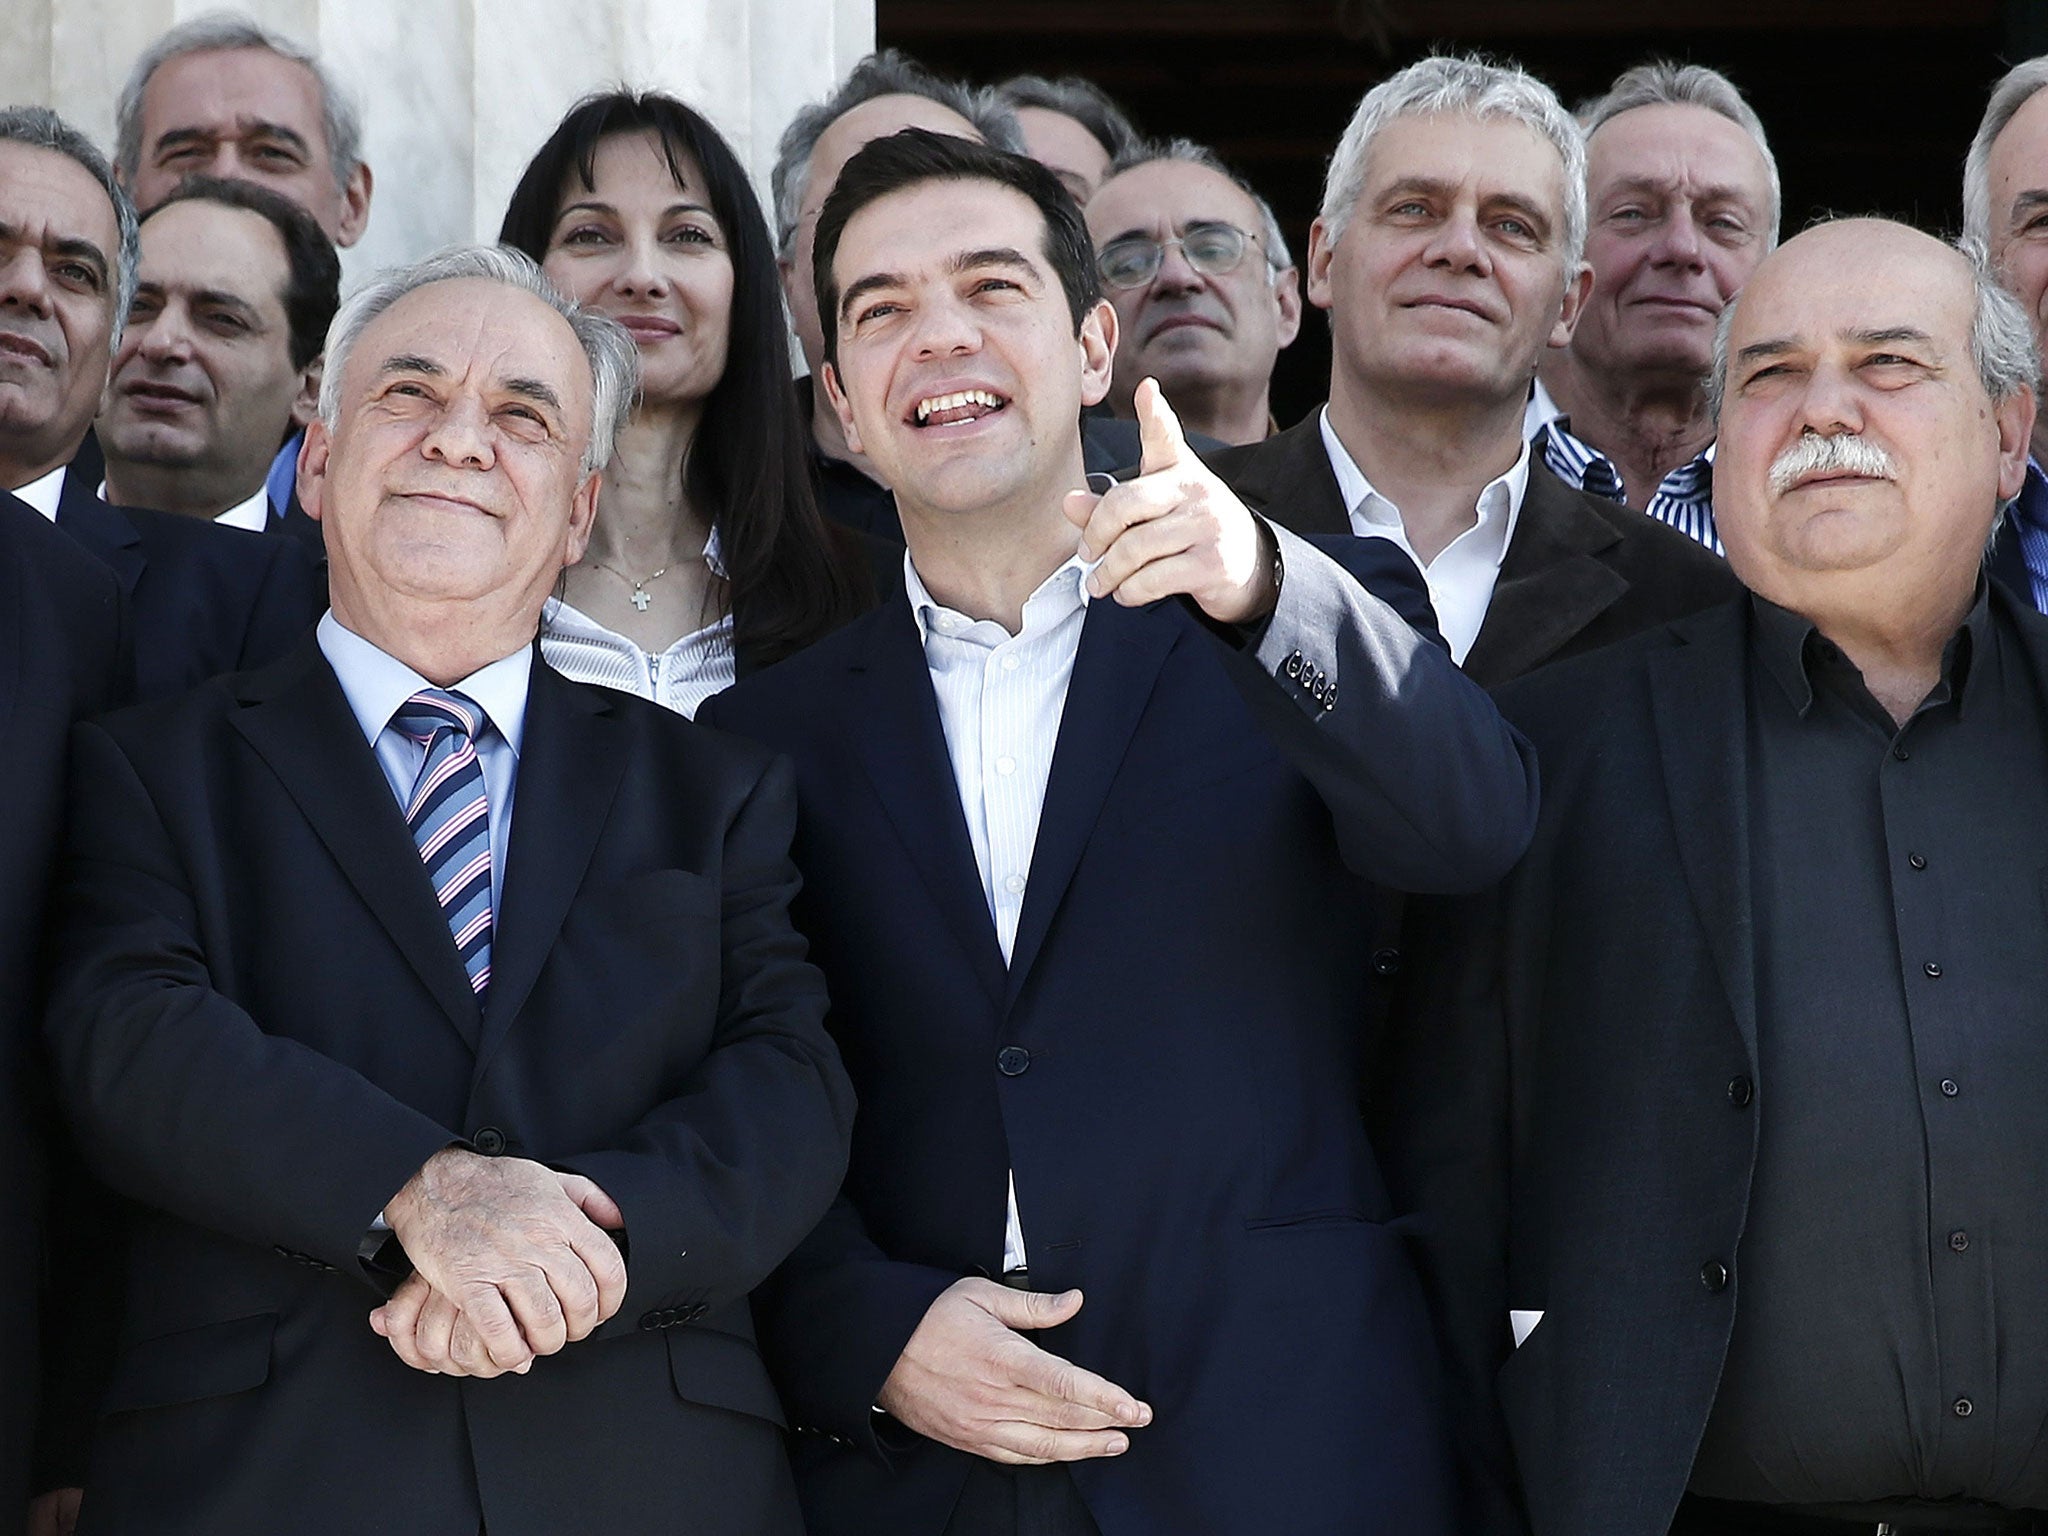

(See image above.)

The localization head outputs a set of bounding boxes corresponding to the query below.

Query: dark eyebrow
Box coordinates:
[153,119,312,158]
[555,199,715,222]
[1380,175,1458,202]
[838,271,906,324]
[189,288,263,321]
[2012,189,2048,225]
[1847,325,1936,351]
[948,247,1038,278]
[502,377,563,413]
[378,354,445,378]
[1482,193,1554,234]
[1734,338,1798,368]
[0,222,111,284]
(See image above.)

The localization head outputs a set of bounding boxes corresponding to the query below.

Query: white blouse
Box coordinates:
[540,529,736,719]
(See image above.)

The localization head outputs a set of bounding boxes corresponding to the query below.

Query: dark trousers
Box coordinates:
[941,1462,1101,1536]
[1674,1495,2048,1535]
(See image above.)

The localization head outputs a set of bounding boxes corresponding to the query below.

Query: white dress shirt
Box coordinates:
[907,548,1092,1274]
[213,486,271,533]
[1318,406,1530,666]
[12,464,66,521]
[317,611,531,914]
[540,527,736,719]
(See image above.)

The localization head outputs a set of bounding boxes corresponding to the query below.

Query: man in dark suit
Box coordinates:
[1396,220,2048,1536]
[701,129,1537,1536]
[97,176,336,559]
[1204,56,1735,689]
[0,496,126,1536]
[0,108,321,701]
[42,245,853,1536]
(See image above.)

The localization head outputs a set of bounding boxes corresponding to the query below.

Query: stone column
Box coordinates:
[0,0,873,285]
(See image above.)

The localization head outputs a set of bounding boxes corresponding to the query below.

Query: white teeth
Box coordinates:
[915,389,1004,423]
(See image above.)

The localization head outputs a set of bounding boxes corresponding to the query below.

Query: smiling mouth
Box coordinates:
[1404,298,1492,321]
[0,333,53,366]
[398,490,491,516]
[912,389,1009,428]
[615,315,681,341]
[122,381,202,408]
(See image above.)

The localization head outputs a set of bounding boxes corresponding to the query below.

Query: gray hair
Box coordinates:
[995,74,1142,163]
[0,107,140,341]
[1705,233,2041,418]
[1964,56,2048,251]
[771,49,1026,258]
[1320,53,1587,267]
[1105,137,1294,273]
[319,245,638,476]
[115,10,364,192]
[1579,61,1781,245]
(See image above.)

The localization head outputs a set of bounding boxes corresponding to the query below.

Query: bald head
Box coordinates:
[1710,219,2034,624]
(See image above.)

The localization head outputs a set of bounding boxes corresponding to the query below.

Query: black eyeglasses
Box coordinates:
[1095,221,1268,289]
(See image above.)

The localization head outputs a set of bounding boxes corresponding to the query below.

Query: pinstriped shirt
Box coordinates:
[907,549,1093,1274]
[2004,459,2048,615]
[1541,416,1722,555]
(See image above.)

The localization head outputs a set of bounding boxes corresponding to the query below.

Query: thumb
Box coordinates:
[1135,377,1188,476]
[984,1285,1085,1331]
[1063,486,1101,531]
[560,1173,627,1230]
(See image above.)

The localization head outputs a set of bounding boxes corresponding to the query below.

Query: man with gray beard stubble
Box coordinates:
[1384,218,2048,1536]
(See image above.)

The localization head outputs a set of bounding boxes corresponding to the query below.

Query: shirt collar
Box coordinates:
[317,611,533,756]
[1750,582,1993,720]
[904,548,1093,647]
[214,485,272,533]
[1319,404,1530,560]
[11,463,66,522]
[1543,416,1714,505]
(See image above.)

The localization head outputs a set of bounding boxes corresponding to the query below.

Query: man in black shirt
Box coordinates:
[1392,217,2048,1536]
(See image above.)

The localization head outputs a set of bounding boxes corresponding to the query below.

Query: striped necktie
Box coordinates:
[391,689,493,998]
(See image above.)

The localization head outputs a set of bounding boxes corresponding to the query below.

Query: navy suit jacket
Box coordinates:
[0,498,126,1522]
[44,641,854,1536]
[702,526,1538,1536]
[54,458,323,700]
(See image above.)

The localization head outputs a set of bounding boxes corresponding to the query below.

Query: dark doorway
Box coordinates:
[882,0,2015,429]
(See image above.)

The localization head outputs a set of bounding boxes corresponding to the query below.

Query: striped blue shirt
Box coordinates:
[1541,417,1722,555]
[2005,459,2048,615]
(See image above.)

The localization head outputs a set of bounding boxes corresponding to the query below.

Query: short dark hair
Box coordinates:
[995,74,1142,162]
[813,128,1101,371]
[146,175,339,370]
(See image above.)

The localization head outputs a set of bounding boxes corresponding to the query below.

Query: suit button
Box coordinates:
[1371,948,1403,978]
[1923,962,1943,979]
[1727,1075,1753,1107]
[1955,1397,1975,1418]
[687,1302,709,1321]
[638,1312,662,1331]
[473,1126,507,1155]
[1949,1230,1970,1253]
[1323,685,1337,708]
[1283,652,1303,679]
[1700,1260,1729,1293]
[1908,853,1928,871]
[997,1045,1031,1077]
[1941,1078,1961,1097]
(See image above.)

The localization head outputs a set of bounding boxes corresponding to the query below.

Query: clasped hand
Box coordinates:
[368,1147,627,1378]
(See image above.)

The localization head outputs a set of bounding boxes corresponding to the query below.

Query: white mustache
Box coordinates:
[1768,432,1897,495]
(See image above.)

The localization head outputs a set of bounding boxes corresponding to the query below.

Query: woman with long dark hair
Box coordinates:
[501,90,870,715]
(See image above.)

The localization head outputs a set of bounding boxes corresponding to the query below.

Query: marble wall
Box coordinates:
[1,0,874,287]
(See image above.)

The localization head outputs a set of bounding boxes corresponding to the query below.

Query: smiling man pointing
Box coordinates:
[700,127,1538,1536]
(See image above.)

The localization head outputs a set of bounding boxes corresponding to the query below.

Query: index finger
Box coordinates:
[1134,377,1188,476]
[1003,1338,1152,1426]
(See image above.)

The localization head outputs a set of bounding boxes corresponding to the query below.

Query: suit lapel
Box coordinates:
[1226,416,1352,538]
[54,466,147,596]
[848,600,1010,1009]
[1646,604,1757,1063]
[1462,466,1630,686]
[1003,600,1178,1003]
[0,503,28,761]
[230,637,482,1048]
[471,658,628,1078]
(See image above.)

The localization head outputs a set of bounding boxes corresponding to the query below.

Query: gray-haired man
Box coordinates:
[115,10,371,245]
[1538,61,1780,554]
[41,245,852,1536]
[1209,53,1734,687]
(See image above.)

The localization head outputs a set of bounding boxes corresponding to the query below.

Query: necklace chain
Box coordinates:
[587,557,672,612]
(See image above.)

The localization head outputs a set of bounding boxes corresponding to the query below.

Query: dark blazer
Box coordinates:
[1205,414,1741,686]
[43,640,854,1536]
[702,527,1539,1536]
[1382,593,2048,1536]
[267,489,328,565]
[0,497,125,1524]
[54,460,324,700]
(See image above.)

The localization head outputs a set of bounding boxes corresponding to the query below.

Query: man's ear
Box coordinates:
[1304,218,1338,313]
[335,163,373,249]
[821,360,864,457]
[297,418,330,521]
[1273,266,1304,350]
[1078,298,1118,410]
[564,467,601,565]
[1550,261,1594,349]
[1996,383,2037,504]
[290,357,323,430]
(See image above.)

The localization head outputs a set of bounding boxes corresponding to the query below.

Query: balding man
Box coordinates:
[1086,140,1301,447]
[1395,220,2048,1536]
[43,245,851,1536]
[1538,62,1779,553]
